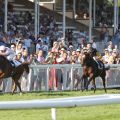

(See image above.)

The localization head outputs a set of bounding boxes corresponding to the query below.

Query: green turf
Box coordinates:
[0,89,120,120]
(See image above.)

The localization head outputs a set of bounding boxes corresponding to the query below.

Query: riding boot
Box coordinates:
[97,60,104,70]
[98,63,102,70]
[94,59,102,70]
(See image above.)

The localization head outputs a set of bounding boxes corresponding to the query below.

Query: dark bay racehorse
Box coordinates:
[81,52,109,93]
[0,55,29,94]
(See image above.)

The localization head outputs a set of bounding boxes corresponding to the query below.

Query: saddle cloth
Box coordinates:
[10,60,22,67]
[93,58,104,70]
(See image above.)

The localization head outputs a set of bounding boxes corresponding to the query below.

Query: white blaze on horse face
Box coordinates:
[83,54,86,59]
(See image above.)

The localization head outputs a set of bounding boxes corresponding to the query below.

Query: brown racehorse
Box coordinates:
[0,55,29,94]
[80,52,109,93]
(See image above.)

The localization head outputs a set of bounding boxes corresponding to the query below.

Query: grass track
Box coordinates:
[0,89,120,120]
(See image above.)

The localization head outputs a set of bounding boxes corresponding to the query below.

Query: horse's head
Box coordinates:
[81,51,91,65]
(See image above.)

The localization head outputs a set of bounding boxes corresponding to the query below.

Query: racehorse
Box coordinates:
[80,52,109,93]
[0,55,29,94]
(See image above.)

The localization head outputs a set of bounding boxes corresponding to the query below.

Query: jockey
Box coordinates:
[0,45,21,67]
[86,42,103,70]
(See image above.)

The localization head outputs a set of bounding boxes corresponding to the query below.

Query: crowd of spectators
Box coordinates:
[0,1,120,66]
[0,27,120,66]
[0,23,120,67]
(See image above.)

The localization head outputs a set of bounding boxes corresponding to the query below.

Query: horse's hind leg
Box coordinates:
[80,75,88,91]
[12,78,22,94]
[86,74,95,92]
[84,77,88,90]
[12,82,17,94]
[101,75,107,93]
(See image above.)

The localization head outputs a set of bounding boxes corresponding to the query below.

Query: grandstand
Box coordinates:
[2,0,118,36]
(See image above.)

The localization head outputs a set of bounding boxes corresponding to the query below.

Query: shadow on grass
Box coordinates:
[27,90,81,97]
[0,88,120,97]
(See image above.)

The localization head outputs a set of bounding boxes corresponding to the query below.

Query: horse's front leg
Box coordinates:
[80,75,88,91]
[92,78,96,93]
[12,82,17,94]
[86,74,94,91]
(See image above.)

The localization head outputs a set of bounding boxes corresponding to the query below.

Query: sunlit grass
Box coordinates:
[0,89,120,101]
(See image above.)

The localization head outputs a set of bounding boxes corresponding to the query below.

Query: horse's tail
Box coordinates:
[22,62,30,74]
[105,65,110,71]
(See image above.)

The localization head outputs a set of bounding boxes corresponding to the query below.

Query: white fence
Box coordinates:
[0,94,120,120]
[1,64,120,93]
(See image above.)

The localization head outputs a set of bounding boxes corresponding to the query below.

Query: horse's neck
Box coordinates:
[85,55,92,61]
[83,56,94,65]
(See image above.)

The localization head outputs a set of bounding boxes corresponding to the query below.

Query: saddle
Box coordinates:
[9,60,22,77]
